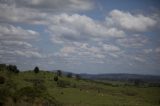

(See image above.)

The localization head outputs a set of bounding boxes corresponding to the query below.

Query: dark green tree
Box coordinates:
[7,64,19,73]
[54,76,58,81]
[0,64,7,71]
[34,66,39,73]
[15,69,19,73]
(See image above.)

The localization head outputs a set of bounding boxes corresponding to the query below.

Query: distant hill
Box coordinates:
[51,70,160,83]
[80,73,160,83]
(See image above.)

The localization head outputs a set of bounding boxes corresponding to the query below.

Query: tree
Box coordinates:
[7,64,19,73]
[57,70,62,77]
[34,66,39,73]
[0,64,7,71]
[67,73,72,78]
[15,69,19,73]
[54,76,58,81]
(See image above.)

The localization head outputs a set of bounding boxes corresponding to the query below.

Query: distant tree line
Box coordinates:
[0,64,19,73]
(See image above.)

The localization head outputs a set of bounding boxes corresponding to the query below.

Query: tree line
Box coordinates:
[0,64,81,80]
[0,64,19,73]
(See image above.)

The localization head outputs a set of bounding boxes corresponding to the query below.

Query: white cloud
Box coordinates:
[134,56,145,62]
[155,47,160,53]
[15,0,94,11]
[54,41,122,65]
[0,24,39,40]
[60,46,75,54]
[0,0,159,74]
[1,40,32,48]
[0,0,94,24]
[0,4,48,24]
[102,44,120,52]
[108,9,157,32]
[14,50,43,58]
[49,13,125,44]
[143,49,152,54]
[116,34,148,48]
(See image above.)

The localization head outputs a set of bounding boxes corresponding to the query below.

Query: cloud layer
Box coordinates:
[0,0,160,74]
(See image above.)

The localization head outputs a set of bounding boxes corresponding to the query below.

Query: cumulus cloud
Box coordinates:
[54,41,123,65]
[0,24,39,40]
[0,0,159,74]
[108,9,157,32]
[116,34,148,48]
[102,44,120,52]
[14,50,43,58]
[13,0,94,11]
[143,49,152,54]
[0,0,94,24]
[1,40,32,48]
[155,47,160,53]
[48,13,125,44]
[0,23,44,64]
[0,4,48,24]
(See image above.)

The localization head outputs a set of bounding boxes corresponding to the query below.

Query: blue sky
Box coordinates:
[0,0,160,75]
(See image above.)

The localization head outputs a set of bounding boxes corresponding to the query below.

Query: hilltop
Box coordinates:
[0,65,160,106]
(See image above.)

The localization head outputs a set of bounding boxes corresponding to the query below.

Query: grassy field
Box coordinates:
[0,70,160,106]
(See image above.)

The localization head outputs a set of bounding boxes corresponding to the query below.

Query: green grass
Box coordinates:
[0,70,160,106]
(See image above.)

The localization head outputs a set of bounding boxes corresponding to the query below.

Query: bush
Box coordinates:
[54,76,58,82]
[121,89,137,96]
[57,80,70,88]
[17,86,42,99]
[0,87,11,103]
[0,76,5,84]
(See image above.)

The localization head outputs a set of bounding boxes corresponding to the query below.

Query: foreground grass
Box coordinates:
[0,70,160,106]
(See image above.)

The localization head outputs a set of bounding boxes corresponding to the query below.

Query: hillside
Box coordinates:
[0,69,160,106]
[80,73,160,83]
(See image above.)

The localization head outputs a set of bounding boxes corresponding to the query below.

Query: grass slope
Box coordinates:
[0,70,160,106]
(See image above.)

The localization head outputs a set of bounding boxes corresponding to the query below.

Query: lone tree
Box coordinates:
[57,70,62,77]
[34,66,39,73]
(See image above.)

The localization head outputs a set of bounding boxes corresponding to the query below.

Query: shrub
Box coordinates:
[17,86,42,98]
[54,76,58,82]
[57,80,70,88]
[0,87,11,102]
[121,89,137,96]
[0,76,5,84]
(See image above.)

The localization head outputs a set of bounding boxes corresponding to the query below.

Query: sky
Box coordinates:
[0,0,160,75]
